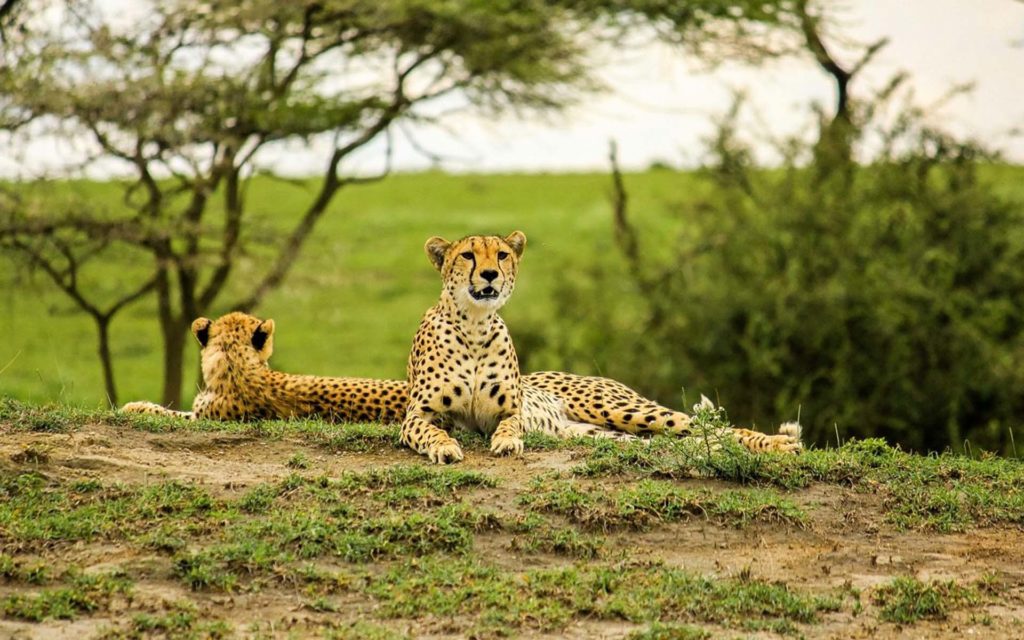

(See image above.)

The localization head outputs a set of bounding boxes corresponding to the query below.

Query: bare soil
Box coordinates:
[2,423,1023,639]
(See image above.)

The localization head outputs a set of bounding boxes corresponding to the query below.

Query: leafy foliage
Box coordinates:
[528,90,1024,453]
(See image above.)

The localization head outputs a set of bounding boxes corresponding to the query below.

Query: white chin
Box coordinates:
[460,291,503,311]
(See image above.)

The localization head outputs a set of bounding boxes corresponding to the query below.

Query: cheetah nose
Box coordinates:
[480,269,498,282]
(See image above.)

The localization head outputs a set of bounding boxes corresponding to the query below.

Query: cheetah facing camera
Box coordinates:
[120,312,407,422]
[401,230,803,464]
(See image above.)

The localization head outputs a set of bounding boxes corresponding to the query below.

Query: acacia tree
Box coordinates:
[0,0,591,406]
[0,0,801,407]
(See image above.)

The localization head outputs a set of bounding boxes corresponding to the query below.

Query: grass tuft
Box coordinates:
[872,576,978,623]
[627,623,711,640]
[1,571,132,621]
[368,557,840,635]
[575,409,1024,532]
[98,601,231,639]
[521,477,805,530]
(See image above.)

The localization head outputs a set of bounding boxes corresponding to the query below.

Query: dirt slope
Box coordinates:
[2,422,1023,639]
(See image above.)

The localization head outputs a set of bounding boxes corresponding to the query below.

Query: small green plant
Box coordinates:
[0,553,51,584]
[872,576,977,623]
[322,621,411,640]
[173,553,240,592]
[521,477,805,530]
[286,452,312,469]
[368,558,840,634]
[509,524,605,559]
[1,572,132,621]
[627,624,710,640]
[98,601,232,639]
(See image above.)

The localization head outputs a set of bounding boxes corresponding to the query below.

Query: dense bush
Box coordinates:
[523,101,1024,454]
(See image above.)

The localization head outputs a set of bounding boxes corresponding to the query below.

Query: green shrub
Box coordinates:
[524,96,1024,453]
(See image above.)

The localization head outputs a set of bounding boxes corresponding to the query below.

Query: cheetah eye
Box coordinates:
[497,251,509,260]
[460,251,474,260]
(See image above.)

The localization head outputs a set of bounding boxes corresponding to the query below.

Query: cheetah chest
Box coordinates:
[435,328,518,436]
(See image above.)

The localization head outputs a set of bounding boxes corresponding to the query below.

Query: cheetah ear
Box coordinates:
[191,317,212,347]
[252,319,274,352]
[504,230,526,257]
[424,236,450,271]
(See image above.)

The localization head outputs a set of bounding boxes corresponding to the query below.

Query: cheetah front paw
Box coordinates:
[490,434,524,457]
[427,438,464,464]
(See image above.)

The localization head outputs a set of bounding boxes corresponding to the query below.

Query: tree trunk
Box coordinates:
[95,316,118,407]
[154,262,187,408]
[160,318,187,409]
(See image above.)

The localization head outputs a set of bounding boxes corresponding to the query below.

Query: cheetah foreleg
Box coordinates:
[401,410,464,464]
[489,413,525,457]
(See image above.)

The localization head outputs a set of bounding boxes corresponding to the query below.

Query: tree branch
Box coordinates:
[608,140,641,280]
[233,73,412,312]
[796,0,851,123]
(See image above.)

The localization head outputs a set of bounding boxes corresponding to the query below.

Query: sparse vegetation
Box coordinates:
[98,601,232,639]
[1,409,1021,635]
[1,571,132,622]
[521,477,806,530]
[627,624,711,640]
[366,557,842,635]
[572,403,1024,532]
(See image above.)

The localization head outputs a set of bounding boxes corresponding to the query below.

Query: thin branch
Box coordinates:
[608,140,641,277]
[234,74,413,311]
[107,274,158,317]
[7,238,102,318]
[197,163,245,309]
[849,38,889,78]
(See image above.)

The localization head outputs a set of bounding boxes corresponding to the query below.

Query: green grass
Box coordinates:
[507,516,606,559]
[0,170,710,408]
[570,404,1024,532]
[0,466,498,556]
[520,477,806,530]
[626,624,711,640]
[3,407,1021,634]
[0,554,51,584]
[365,557,842,636]
[1,571,132,622]
[871,576,978,623]
[0,473,224,546]
[98,601,232,639]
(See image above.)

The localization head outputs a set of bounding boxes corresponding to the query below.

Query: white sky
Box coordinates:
[360,0,1024,173]
[5,0,1024,176]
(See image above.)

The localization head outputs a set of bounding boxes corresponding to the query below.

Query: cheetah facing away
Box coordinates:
[121,312,407,422]
[401,230,803,464]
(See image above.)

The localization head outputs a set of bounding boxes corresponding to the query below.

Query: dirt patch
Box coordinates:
[2,422,1023,639]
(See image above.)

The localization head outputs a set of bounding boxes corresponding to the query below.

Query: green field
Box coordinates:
[0,170,704,409]
[4,166,1024,422]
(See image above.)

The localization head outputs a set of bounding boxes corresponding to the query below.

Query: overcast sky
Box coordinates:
[354,0,1024,173]
[5,0,1023,176]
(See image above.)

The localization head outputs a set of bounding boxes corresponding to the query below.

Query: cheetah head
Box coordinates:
[191,312,275,382]
[424,231,526,313]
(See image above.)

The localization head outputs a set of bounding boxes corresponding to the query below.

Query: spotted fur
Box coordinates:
[401,231,803,464]
[120,312,406,422]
